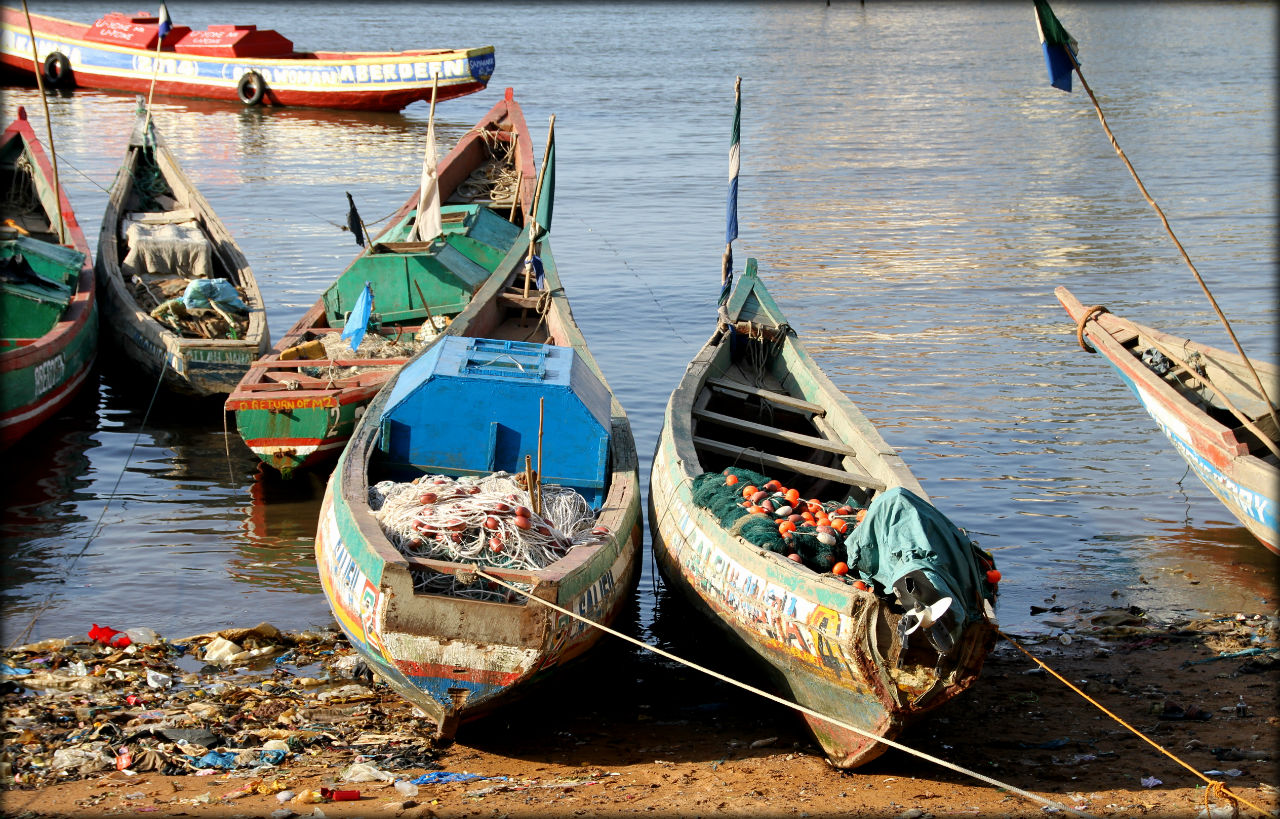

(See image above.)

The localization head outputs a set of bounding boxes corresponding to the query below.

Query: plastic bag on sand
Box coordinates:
[340,761,395,783]
[51,746,113,773]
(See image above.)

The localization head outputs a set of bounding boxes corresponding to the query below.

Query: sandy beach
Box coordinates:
[1,599,1276,819]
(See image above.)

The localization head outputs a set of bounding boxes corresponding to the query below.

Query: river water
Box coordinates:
[2,2,1275,650]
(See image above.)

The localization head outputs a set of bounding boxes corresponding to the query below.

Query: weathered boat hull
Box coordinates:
[1,9,492,112]
[317,226,644,735]
[0,109,97,449]
[649,262,997,768]
[95,110,269,398]
[227,88,537,476]
[1057,286,1279,555]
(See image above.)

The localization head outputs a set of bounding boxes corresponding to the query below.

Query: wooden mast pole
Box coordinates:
[19,0,63,245]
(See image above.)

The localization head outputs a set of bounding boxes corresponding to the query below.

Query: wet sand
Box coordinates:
[1,604,1276,819]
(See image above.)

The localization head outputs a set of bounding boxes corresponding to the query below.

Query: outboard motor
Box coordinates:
[893,569,958,659]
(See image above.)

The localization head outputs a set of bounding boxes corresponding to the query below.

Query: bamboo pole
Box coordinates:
[523,114,555,301]
[535,397,545,517]
[141,7,169,139]
[19,0,63,245]
[1066,52,1279,435]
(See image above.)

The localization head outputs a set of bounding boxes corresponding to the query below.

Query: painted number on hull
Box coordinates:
[33,354,65,398]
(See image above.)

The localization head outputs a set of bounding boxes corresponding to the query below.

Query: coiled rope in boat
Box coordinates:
[452,129,520,205]
[370,472,605,601]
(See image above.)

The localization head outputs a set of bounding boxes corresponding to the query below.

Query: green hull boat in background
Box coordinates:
[226,87,536,476]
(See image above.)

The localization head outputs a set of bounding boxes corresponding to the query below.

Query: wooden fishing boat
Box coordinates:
[1,106,97,449]
[95,106,269,397]
[226,88,536,476]
[1057,286,1279,554]
[314,223,642,739]
[0,8,493,112]
[649,259,1000,768]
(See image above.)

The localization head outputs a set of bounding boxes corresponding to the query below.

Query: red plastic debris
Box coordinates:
[88,624,132,648]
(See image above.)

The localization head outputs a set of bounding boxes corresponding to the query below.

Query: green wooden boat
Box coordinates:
[227,88,536,476]
[1,107,97,449]
[649,259,999,768]
[314,224,642,739]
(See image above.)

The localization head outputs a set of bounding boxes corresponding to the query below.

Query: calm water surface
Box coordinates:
[2,2,1275,649]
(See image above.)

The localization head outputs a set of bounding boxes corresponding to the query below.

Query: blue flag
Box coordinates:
[341,283,373,352]
[525,254,545,290]
[157,2,172,37]
[726,80,740,245]
[1034,0,1078,92]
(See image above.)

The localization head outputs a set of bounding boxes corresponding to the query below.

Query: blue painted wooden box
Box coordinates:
[378,336,613,508]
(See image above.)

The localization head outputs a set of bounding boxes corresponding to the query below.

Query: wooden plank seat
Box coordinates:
[706,376,825,416]
[693,406,860,457]
[692,435,886,491]
[401,554,543,586]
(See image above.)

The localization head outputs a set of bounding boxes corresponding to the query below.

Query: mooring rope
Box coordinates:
[1063,49,1279,438]
[7,363,168,649]
[998,630,1269,818]
[473,568,1096,818]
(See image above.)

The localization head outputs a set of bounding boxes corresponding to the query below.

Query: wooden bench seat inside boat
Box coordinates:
[695,374,886,492]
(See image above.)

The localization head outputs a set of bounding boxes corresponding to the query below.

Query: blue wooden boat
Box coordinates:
[314,223,642,737]
[1057,286,1279,554]
[649,259,1000,768]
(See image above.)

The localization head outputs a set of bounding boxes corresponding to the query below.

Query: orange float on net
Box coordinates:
[832,562,849,576]
[747,505,765,515]
[986,569,1002,584]
[741,485,758,499]
[852,580,869,591]
[778,520,796,535]
[725,474,739,486]
[832,518,848,533]
[785,488,800,504]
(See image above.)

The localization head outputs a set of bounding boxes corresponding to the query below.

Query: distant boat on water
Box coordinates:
[0,7,494,111]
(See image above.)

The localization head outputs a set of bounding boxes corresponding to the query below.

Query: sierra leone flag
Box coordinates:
[158,2,172,37]
[1035,0,1078,92]
[726,80,740,245]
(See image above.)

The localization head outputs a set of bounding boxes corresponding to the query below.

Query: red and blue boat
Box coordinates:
[1058,286,1279,555]
[0,7,493,111]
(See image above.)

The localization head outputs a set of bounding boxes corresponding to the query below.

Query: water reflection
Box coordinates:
[235,465,327,595]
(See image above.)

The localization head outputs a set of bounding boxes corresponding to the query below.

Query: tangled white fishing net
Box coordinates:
[370,471,608,602]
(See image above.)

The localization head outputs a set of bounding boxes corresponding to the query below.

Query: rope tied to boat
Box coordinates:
[1074,304,1109,353]
[473,568,1098,819]
[998,630,1268,818]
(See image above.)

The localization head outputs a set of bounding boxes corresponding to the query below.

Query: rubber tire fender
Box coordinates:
[42,52,73,89]
[236,70,266,105]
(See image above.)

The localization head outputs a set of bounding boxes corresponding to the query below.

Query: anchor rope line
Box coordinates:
[998,630,1269,818]
[1064,50,1279,437]
[7,364,168,650]
[473,568,1095,819]
[572,215,689,345]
